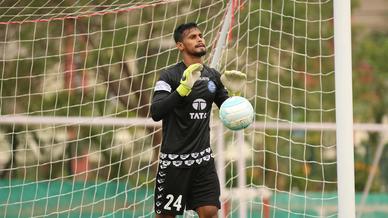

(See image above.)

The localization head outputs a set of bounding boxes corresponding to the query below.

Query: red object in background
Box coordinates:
[71,154,90,180]
[228,0,245,42]
[71,153,90,176]
[222,199,230,217]
[263,198,270,218]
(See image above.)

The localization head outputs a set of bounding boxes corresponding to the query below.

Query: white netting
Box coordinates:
[0,0,340,217]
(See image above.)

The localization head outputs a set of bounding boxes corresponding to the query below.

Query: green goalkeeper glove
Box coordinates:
[220,70,247,96]
[176,63,203,96]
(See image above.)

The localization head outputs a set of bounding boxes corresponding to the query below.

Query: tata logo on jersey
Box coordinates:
[190,98,207,119]
[192,98,206,110]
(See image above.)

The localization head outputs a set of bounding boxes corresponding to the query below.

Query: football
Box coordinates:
[219,96,254,131]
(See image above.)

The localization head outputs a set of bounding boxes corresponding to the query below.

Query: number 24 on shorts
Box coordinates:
[164,194,183,211]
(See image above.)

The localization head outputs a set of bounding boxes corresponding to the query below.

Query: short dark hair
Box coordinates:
[173,22,199,43]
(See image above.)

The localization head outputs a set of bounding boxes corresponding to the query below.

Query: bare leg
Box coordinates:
[196,205,218,218]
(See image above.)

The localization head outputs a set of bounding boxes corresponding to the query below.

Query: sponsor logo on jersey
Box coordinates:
[192,98,206,110]
[190,98,208,120]
[189,112,207,119]
[208,80,216,93]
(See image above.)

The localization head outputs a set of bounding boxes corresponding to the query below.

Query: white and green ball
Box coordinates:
[219,96,254,131]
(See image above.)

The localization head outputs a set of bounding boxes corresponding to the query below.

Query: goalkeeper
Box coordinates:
[151,22,246,218]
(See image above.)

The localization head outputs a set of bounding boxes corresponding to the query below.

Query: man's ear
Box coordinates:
[176,42,184,52]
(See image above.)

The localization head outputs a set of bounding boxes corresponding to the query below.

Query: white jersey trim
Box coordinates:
[154,80,172,93]
[159,147,213,168]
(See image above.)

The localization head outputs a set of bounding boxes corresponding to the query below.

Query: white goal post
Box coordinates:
[333,0,356,217]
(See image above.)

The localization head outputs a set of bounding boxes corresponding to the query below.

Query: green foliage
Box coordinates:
[352,32,388,191]
[353,32,388,123]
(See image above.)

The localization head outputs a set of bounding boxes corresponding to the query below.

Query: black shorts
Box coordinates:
[154,158,221,215]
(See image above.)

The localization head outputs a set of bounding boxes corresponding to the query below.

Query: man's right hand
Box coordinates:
[176,63,203,96]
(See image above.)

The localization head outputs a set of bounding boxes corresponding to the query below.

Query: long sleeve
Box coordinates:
[150,90,182,121]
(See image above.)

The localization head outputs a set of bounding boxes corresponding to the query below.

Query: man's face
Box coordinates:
[178,27,206,57]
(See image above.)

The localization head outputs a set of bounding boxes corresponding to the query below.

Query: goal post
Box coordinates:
[333,0,356,217]
[0,0,356,217]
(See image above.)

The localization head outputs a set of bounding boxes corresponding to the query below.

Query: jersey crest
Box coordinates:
[207,80,216,93]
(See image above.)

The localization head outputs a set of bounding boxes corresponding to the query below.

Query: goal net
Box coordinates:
[0,0,347,217]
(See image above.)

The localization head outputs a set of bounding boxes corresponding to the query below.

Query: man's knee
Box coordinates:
[196,205,219,218]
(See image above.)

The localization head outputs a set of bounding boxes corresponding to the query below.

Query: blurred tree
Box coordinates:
[353,32,388,191]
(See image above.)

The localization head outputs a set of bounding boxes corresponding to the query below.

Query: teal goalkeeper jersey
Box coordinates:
[151,62,229,156]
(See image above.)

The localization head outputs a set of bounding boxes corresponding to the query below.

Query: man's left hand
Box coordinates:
[220,70,247,96]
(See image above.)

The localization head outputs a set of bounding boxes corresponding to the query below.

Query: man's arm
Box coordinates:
[150,90,182,121]
[151,64,202,121]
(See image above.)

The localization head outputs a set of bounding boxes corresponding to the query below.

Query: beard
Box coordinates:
[188,48,207,57]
